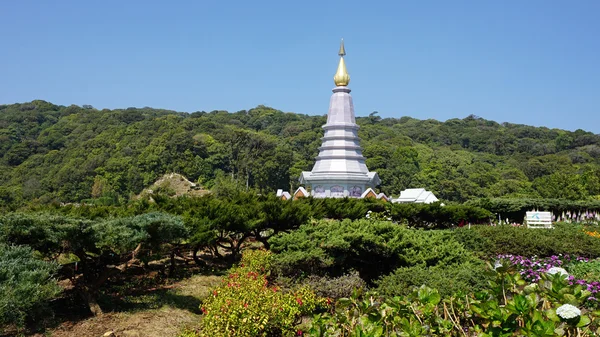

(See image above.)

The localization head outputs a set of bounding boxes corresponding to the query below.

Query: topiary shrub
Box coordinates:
[453,223,600,258]
[295,197,386,220]
[0,212,188,315]
[376,259,489,297]
[269,219,475,284]
[0,244,62,333]
[390,202,492,229]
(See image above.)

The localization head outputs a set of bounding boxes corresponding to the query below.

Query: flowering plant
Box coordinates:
[556,304,582,320]
[199,250,324,337]
[497,254,600,308]
[585,230,600,239]
[307,260,600,336]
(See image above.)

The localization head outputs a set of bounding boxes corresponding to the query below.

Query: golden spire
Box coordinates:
[333,39,350,86]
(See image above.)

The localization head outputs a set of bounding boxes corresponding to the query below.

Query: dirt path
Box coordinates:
[31,274,221,337]
[43,308,197,337]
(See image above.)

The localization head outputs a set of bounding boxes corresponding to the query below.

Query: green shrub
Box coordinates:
[295,197,386,220]
[568,259,600,283]
[269,219,474,283]
[0,212,188,315]
[376,259,489,297]
[199,249,324,337]
[390,202,492,229]
[277,271,366,300]
[468,197,600,223]
[0,244,62,332]
[453,223,600,258]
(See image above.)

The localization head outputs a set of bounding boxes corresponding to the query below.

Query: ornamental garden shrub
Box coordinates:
[198,249,324,337]
[469,197,600,223]
[0,243,62,333]
[376,259,489,297]
[0,212,188,315]
[269,219,475,284]
[308,262,600,336]
[390,202,492,229]
[295,197,387,220]
[453,223,600,258]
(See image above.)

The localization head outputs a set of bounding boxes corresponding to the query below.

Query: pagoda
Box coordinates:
[299,40,380,198]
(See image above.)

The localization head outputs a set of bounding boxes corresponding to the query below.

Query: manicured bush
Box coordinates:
[295,197,387,220]
[0,212,188,315]
[0,244,62,333]
[269,219,474,283]
[182,194,313,259]
[199,249,324,337]
[468,197,600,223]
[376,259,489,297]
[453,223,600,258]
[390,202,492,229]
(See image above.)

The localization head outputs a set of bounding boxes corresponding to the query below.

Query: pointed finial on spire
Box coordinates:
[338,38,346,56]
[334,39,350,86]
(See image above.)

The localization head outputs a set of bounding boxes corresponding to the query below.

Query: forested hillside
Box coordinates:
[1,100,600,207]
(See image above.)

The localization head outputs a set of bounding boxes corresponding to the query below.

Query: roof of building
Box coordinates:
[393,188,439,204]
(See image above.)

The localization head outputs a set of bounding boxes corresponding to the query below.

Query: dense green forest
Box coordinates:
[2,100,600,207]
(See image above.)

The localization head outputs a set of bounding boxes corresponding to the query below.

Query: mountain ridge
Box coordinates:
[1,100,599,207]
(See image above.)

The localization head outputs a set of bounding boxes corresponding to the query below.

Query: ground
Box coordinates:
[29,273,221,337]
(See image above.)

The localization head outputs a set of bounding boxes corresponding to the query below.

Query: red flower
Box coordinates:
[296,329,303,336]
[296,298,303,306]
[213,290,218,296]
[201,307,207,314]
[244,302,248,308]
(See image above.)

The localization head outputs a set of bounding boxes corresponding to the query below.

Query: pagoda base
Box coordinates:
[299,171,379,198]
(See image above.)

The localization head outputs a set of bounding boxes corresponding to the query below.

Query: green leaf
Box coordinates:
[576,315,591,328]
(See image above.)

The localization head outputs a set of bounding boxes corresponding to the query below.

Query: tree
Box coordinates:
[3,100,600,203]
[532,172,588,200]
[0,212,188,315]
[0,244,61,332]
[91,175,109,198]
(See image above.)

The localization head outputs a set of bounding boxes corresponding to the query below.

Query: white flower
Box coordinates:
[546,267,569,276]
[556,304,581,319]
[494,260,503,270]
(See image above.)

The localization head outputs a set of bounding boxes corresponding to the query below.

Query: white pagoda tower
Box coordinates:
[299,40,380,198]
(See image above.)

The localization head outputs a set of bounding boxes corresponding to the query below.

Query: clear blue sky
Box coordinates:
[1,1,599,132]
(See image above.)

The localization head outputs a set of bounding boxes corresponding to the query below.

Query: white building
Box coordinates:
[392,188,439,204]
